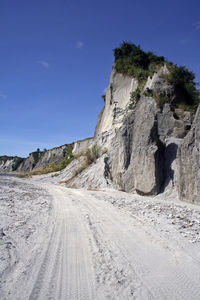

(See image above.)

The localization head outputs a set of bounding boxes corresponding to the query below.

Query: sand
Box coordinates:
[1,175,200,299]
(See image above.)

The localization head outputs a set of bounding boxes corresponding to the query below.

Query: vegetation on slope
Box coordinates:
[113,42,200,111]
[60,144,104,186]
[18,145,74,178]
[31,148,45,168]
[113,42,165,81]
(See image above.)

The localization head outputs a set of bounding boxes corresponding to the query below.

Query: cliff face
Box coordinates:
[110,96,164,195]
[177,106,200,203]
[0,144,73,173]
[109,98,193,195]
[65,65,197,203]
[17,144,73,172]
[0,158,16,172]
[1,55,200,204]
[95,69,138,136]
[0,156,24,172]
[72,138,93,156]
[88,65,193,196]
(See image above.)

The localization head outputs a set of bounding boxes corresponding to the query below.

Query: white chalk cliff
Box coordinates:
[1,63,199,204]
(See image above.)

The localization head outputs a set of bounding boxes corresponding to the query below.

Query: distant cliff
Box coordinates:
[0,156,24,172]
[0,144,74,173]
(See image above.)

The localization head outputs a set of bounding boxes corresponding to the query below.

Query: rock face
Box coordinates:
[0,158,16,172]
[144,65,174,98]
[64,94,193,198]
[0,144,74,173]
[110,96,164,195]
[95,69,138,136]
[177,106,200,203]
[62,67,196,201]
[34,144,73,170]
[0,156,24,172]
[17,153,37,172]
[72,138,93,156]
[109,98,186,195]
[90,65,195,198]
[2,64,199,204]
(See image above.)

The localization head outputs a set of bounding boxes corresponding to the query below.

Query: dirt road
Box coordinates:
[1,178,200,299]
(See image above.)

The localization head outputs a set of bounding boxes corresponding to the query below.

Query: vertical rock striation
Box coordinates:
[110,96,165,195]
[177,106,200,203]
[95,69,138,136]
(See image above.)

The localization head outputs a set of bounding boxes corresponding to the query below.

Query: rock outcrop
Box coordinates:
[177,106,200,203]
[89,66,194,197]
[0,156,24,172]
[110,96,164,195]
[95,69,138,136]
[72,138,93,156]
[0,158,16,172]
[108,99,192,195]
[144,65,174,98]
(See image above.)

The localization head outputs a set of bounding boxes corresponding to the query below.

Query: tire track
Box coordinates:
[25,185,96,300]
[73,189,200,300]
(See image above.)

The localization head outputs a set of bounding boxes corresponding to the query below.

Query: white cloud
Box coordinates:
[76,41,83,49]
[0,91,7,99]
[37,60,50,68]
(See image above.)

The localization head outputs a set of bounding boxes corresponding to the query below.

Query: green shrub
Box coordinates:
[129,88,141,109]
[153,94,170,107]
[113,41,165,81]
[31,149,44,167]
[85,144,101,164]
[62,145,73,158]
[113,41,200,111]
[164,65,199,110]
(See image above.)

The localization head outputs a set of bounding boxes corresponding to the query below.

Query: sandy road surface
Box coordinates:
[1,177,200,299]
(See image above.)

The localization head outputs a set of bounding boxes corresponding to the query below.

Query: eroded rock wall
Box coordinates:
[110,97,164,195]
[72,138,93,156]
[95,69,138,136]
[68,68,195,199]
[177,106,200,203]
[0,158,16,172]
[0,156,24,172]
[101,98,193,196]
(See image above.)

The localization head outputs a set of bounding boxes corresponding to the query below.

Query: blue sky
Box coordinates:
[0,0,199,157]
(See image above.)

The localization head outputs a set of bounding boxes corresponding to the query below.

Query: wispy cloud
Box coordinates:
[37,60,50,69]
[0,91,7,99]
[76,41,83,49]
[193,21,200,31]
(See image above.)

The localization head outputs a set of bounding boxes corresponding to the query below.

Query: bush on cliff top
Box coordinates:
[113,41,165,80]
[113,41,199,111]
